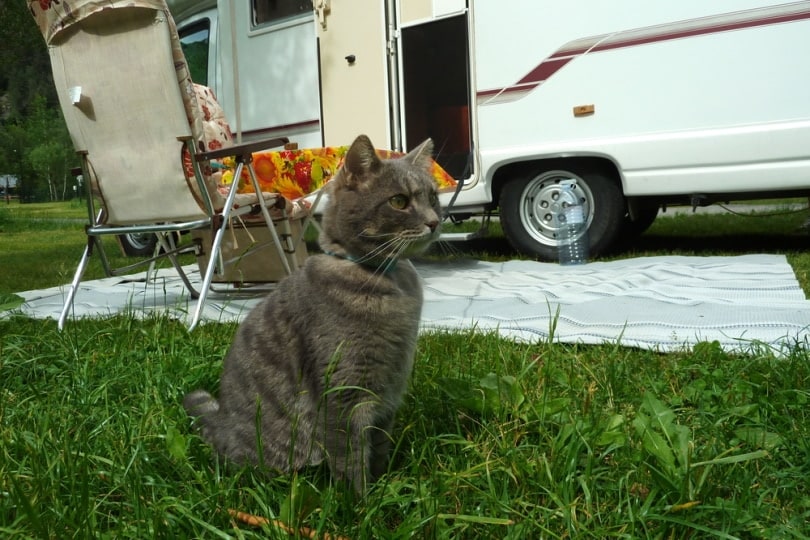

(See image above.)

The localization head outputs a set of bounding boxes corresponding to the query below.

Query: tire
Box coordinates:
[624,201,660,237]
[500,166,626,261]
[118,232,158,257]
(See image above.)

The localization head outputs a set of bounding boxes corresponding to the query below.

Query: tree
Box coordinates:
[0,0,58,120]
[22,95,75,201]
[0,0,72,201]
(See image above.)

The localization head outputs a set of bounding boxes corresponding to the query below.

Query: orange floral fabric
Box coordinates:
[221,147,457,201]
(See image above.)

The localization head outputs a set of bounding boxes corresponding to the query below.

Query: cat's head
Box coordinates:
[319,134,442,267]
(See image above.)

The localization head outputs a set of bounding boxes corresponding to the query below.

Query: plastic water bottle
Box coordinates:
[557,181,589,265]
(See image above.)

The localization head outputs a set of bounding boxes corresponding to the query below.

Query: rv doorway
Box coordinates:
[401,14,472,180]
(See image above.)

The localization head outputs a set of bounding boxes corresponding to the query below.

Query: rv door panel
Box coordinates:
[317,0,390,147]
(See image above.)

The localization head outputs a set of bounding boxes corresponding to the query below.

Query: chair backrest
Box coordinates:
[33,1,211,224]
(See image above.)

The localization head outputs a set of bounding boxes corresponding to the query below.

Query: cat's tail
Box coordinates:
[183,389,220,424]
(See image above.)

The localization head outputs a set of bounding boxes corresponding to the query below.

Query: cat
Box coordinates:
[183,134,441,493]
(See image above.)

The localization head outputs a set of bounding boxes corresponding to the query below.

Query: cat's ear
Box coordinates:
[343,134,381,185]
[405,138,434,170]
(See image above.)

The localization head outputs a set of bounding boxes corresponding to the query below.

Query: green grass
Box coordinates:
[0,201,128,295]
[0,201,195,298]
[1,317,808,538]
[1,201,810,538]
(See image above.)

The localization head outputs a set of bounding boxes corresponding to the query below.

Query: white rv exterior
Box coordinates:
[167,0,810,260]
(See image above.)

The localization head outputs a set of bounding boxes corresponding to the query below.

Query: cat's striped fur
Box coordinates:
[183,134,441,493]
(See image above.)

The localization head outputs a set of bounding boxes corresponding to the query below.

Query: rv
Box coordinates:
[167,0,810,261]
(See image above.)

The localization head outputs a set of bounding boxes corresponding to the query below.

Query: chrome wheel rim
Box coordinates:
[517,170,593,247]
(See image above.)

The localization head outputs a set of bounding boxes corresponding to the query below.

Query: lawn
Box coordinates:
[1,201,809,538]
[0,200,161,297]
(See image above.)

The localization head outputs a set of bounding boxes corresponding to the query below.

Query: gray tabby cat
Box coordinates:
[183,134,441,493]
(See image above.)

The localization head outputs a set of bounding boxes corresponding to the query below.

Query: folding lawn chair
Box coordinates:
[29,0,304,330]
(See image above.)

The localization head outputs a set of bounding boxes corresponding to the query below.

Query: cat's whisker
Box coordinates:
[353,245,403,288]
[353,245,396,265]
[367,243,409,281]
[358,229,398,239]
[433,239,463,259]
[354,237,407,264]
[353,239,410,280]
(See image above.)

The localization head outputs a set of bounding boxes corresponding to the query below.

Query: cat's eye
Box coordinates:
[389,194,409,210]
[429,192,439,206]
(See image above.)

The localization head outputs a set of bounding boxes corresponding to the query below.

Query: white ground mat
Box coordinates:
[9,254,810,354]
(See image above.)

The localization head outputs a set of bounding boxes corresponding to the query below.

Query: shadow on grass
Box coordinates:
[436,210,810,261]
[430,231,809,263]
[626,231,809,256]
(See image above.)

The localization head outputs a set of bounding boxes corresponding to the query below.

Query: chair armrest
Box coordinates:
[195,137,290,162]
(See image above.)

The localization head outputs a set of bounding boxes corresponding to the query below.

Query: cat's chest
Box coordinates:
[361,271,421,320]
[309,258,423,318]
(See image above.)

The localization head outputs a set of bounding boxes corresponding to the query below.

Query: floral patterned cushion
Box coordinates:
[181,83,233,182]
[194,84,233,153]
[221,146,458,202]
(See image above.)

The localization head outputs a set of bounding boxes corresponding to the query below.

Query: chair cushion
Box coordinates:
[182,83,233,183]
[220,146,458,201]
[195,84,234,152]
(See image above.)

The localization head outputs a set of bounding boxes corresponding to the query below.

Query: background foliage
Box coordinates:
[0,0,76,203]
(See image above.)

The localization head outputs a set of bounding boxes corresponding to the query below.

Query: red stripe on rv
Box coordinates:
[515,57,573,87]
[593,10,810,54]
[479,2,810,103]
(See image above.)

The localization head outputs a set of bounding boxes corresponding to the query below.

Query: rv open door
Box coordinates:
[398,3,473,180]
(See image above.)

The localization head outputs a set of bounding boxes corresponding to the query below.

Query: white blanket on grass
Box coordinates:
[9,254,810,354]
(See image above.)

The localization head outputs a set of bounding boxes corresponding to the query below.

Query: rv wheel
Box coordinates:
[119,232,158,257]
[624,201,660,237]
[500,166,625,261]
[118,232,182,257]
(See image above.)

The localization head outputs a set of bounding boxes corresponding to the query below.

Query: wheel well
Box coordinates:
[490,156,622,208]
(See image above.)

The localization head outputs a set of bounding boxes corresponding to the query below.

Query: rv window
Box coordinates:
[253,0,311,27]
[179,20,211,86]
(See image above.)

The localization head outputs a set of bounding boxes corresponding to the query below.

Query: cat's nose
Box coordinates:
[427,219,439,233]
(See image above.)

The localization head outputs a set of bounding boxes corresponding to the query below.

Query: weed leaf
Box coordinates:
[632,393,693,486]
[733,427,783,451]
[633,411,678,477]
[0,292,24,312]
[595,414,627,447]
[165,426,187,461]
[439,373,525,416]
[690,449,769,468]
